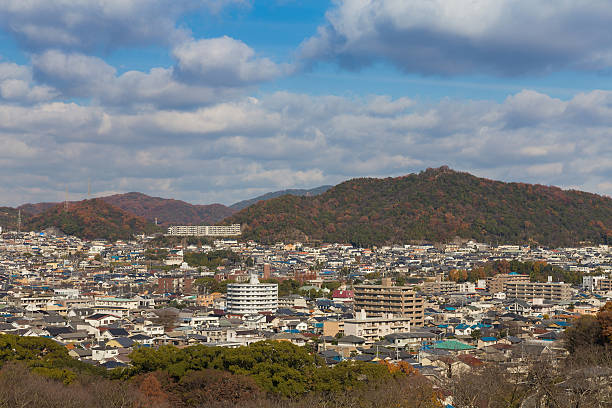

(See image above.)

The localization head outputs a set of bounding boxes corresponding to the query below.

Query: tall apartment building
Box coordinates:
[226,275,278,315]
[354,278,424,326]
[487,273,530,294]
[166,224,241,236]
[503,278,571,302]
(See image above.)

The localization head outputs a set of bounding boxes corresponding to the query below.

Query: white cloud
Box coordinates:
[28,36,282,109]
[0,0,246,52]
[0,62,57,104]
[3,88,612,206]
[300,0,612,75]
[173,36,282,86]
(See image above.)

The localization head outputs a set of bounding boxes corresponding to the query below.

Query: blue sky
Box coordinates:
[1,0,612,206]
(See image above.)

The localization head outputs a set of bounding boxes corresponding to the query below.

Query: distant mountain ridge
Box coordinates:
[8,188,334,240]
[229,186,333,211]
[225,167,612,247]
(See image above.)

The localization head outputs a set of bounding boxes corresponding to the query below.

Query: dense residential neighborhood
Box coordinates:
[0,228,610,384]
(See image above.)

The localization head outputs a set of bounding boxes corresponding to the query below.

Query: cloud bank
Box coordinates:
[2,89,612,206]
[300,0,612,75]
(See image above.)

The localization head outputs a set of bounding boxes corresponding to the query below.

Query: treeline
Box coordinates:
[184,250,241,269]
[0,335,441,407]
[448,260,584,285]
[2,302,612,408]
[226,167,612,247]
[261,279,342,298]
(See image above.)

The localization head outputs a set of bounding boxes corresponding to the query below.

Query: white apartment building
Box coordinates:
[343,310,412,343]
[166,224,241,236]
[226,275,278,315]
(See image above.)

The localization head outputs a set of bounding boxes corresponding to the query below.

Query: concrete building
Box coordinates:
[422,280,460,295]
[354,278,424,325]
[157,276,194,295]
[343,310,412,343]
[503,278,571,302]
[487,273,530,294]
[226,275,278,315]
[166,224,241,237]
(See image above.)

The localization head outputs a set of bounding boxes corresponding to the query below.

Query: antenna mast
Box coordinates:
[64,186,68,211]
[87,177,91,199]
[17,209,21,233]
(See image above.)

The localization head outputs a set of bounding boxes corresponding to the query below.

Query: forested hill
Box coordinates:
[225,167,612,247]
[101,192,235,226]
[25,199,158,241]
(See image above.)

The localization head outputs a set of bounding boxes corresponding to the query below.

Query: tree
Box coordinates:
[564,315,603,353]
[597,301,612,343]
[137,373,169,408]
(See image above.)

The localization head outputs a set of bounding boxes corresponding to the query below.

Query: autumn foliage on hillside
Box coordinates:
[102,192,236,226]
[227,167,612,247]
[25,198,158,240]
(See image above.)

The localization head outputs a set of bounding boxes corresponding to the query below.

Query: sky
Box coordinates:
[1,0,612,207]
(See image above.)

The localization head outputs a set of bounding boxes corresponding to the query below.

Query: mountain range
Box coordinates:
[3,186,334,240]
[4,167,612,246]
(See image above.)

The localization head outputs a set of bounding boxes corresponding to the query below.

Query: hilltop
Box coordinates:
[25,199,158,241]
[101,192,235,226]
[225,167,612,247]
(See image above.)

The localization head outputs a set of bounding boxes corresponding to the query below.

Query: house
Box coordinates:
[143,324,164,337]
[477,336,498,349]
[106,337,135,348]
[337,335,366,348]
[99,327,130,340]
[271,332,309,346]
[91,346,119,362]
[385,331,437,350]
[432,340,474,354]
[84,314,120,328]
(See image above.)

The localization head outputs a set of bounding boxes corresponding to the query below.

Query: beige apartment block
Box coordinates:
[354,279,424,326]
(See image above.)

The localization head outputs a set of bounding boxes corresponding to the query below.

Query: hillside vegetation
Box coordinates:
[25,199,158,240]
[226,167,612,247]
[101,192,235,226]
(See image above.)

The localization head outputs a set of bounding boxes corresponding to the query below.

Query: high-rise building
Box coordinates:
[353,279,424,326]
[226,275,278,315]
